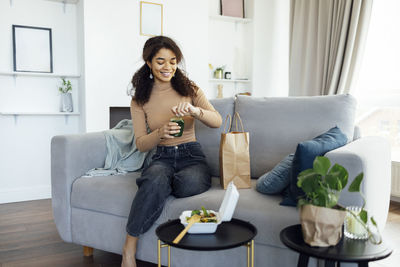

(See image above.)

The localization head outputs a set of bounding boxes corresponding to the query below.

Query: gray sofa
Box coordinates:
[51,94,391,267]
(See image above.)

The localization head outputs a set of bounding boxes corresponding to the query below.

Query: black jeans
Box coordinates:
[126,142,212,237]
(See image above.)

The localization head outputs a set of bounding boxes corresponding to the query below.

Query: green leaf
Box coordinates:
[359,210,368,224]
[325,175,340,191]
[297,175,320,194]
[313,187,328,207]
[326,192,339,208]
[371,217,377,226]
[328,164,349,188]
[297,169,317,187]
[348,173,364,192]
[191,210,200,216]
[337,180,342,191]
[201,206,209,217]
[298,168,315,178]
[313,156,331,176]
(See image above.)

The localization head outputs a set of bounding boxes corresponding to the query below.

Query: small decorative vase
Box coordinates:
[60,93,73,112]
[214,69,223,79]
[300,205,346,247]
[344,206,368,240]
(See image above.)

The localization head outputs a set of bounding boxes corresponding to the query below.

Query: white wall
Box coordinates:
[82,0,290,130]
[251,0,290,97]
[0,0,81,203]
[0,0,80,111]
[0,0,291,203]
[83,0,209,132]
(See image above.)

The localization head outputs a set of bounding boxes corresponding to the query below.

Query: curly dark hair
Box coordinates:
[131,36,199,106]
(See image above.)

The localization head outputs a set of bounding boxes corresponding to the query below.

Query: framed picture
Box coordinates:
[221,0,244,18]
[140,1,163,37]
[12,25,53,73]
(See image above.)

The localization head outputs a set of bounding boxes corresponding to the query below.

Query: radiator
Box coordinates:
[392,161,400,197]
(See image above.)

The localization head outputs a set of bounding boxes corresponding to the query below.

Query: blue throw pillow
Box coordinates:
[256,154,294,194]
[281,126,347,207]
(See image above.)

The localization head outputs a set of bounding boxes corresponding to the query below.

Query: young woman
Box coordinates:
[122,36,222,267]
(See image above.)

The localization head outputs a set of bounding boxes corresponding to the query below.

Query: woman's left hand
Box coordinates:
[171,102,201,117]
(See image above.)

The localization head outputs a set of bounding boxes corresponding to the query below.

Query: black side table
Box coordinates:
[156,218,257,267]
[280,224,393,267]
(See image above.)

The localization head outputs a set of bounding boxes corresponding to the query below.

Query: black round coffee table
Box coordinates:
[156,218,257,267]
[280,224,393,267]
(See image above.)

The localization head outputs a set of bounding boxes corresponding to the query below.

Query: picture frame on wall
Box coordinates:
[140,1,163,37]
[220,0,245,18]
[12,25,53,73]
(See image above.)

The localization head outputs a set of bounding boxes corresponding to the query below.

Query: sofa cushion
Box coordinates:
[71,172,141,217]
[282,126,348,206]
[256,154,294,194]
[234,94,356,178]
[195,97,235,177]
[71,174,298,248]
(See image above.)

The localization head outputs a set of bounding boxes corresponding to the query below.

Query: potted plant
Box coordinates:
[58,78,73,112]
[297,156,381,246]
[213,65,226,79]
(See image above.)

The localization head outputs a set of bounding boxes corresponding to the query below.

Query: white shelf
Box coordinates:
[209,15,252,24]
[209,79,251,83]
[44,0,79,4]
[0,71,80,78]
[0,112,80,116]
[1,111,80,124]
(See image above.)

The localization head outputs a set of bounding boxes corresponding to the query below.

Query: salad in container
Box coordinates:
[179,182,239,234]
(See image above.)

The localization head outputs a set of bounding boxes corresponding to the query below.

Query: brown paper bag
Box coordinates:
[219,112,251,189]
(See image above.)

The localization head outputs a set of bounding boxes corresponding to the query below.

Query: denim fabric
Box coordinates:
[126,142,212,236]
[256,154,294,195]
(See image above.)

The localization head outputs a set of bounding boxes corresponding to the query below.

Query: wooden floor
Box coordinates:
[370,201,400,267]
[0,199,399,267]
[0,199,156,267]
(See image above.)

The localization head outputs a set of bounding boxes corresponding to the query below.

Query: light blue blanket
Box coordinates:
[84,119,154,177]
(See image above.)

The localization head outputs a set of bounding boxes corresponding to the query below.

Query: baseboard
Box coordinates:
[0,185,51,204]
[391,195,400,203]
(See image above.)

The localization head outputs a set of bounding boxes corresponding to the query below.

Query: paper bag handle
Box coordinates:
[233,112,245,132]
[223,114,232,133]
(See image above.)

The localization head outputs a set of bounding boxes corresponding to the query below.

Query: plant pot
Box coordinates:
[300,205,346,247]
[214,69,223,79]
[60,93,73,112]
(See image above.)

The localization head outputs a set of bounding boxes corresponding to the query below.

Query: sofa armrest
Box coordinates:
[353,125,361,140]
[325,136,391,231]
[51,132,106,242]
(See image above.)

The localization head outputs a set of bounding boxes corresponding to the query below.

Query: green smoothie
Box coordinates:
[170,116,184,137]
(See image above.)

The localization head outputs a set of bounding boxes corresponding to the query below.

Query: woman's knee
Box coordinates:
[137,162,174,188]
[172,165,211,198]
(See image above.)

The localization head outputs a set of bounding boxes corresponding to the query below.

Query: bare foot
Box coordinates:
[121,234,138,267]
[121,251,136,267]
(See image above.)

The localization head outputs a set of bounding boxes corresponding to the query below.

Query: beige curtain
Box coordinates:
[289,0,373,96]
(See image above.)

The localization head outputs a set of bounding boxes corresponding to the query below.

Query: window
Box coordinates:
[353,0,400,162]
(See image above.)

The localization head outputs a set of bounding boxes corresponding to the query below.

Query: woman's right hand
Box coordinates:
[159,122,181,139]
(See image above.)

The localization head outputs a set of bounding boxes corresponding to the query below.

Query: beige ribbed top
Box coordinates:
[130,83,222,152]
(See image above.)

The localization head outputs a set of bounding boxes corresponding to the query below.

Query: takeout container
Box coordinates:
[179,182,240,234]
